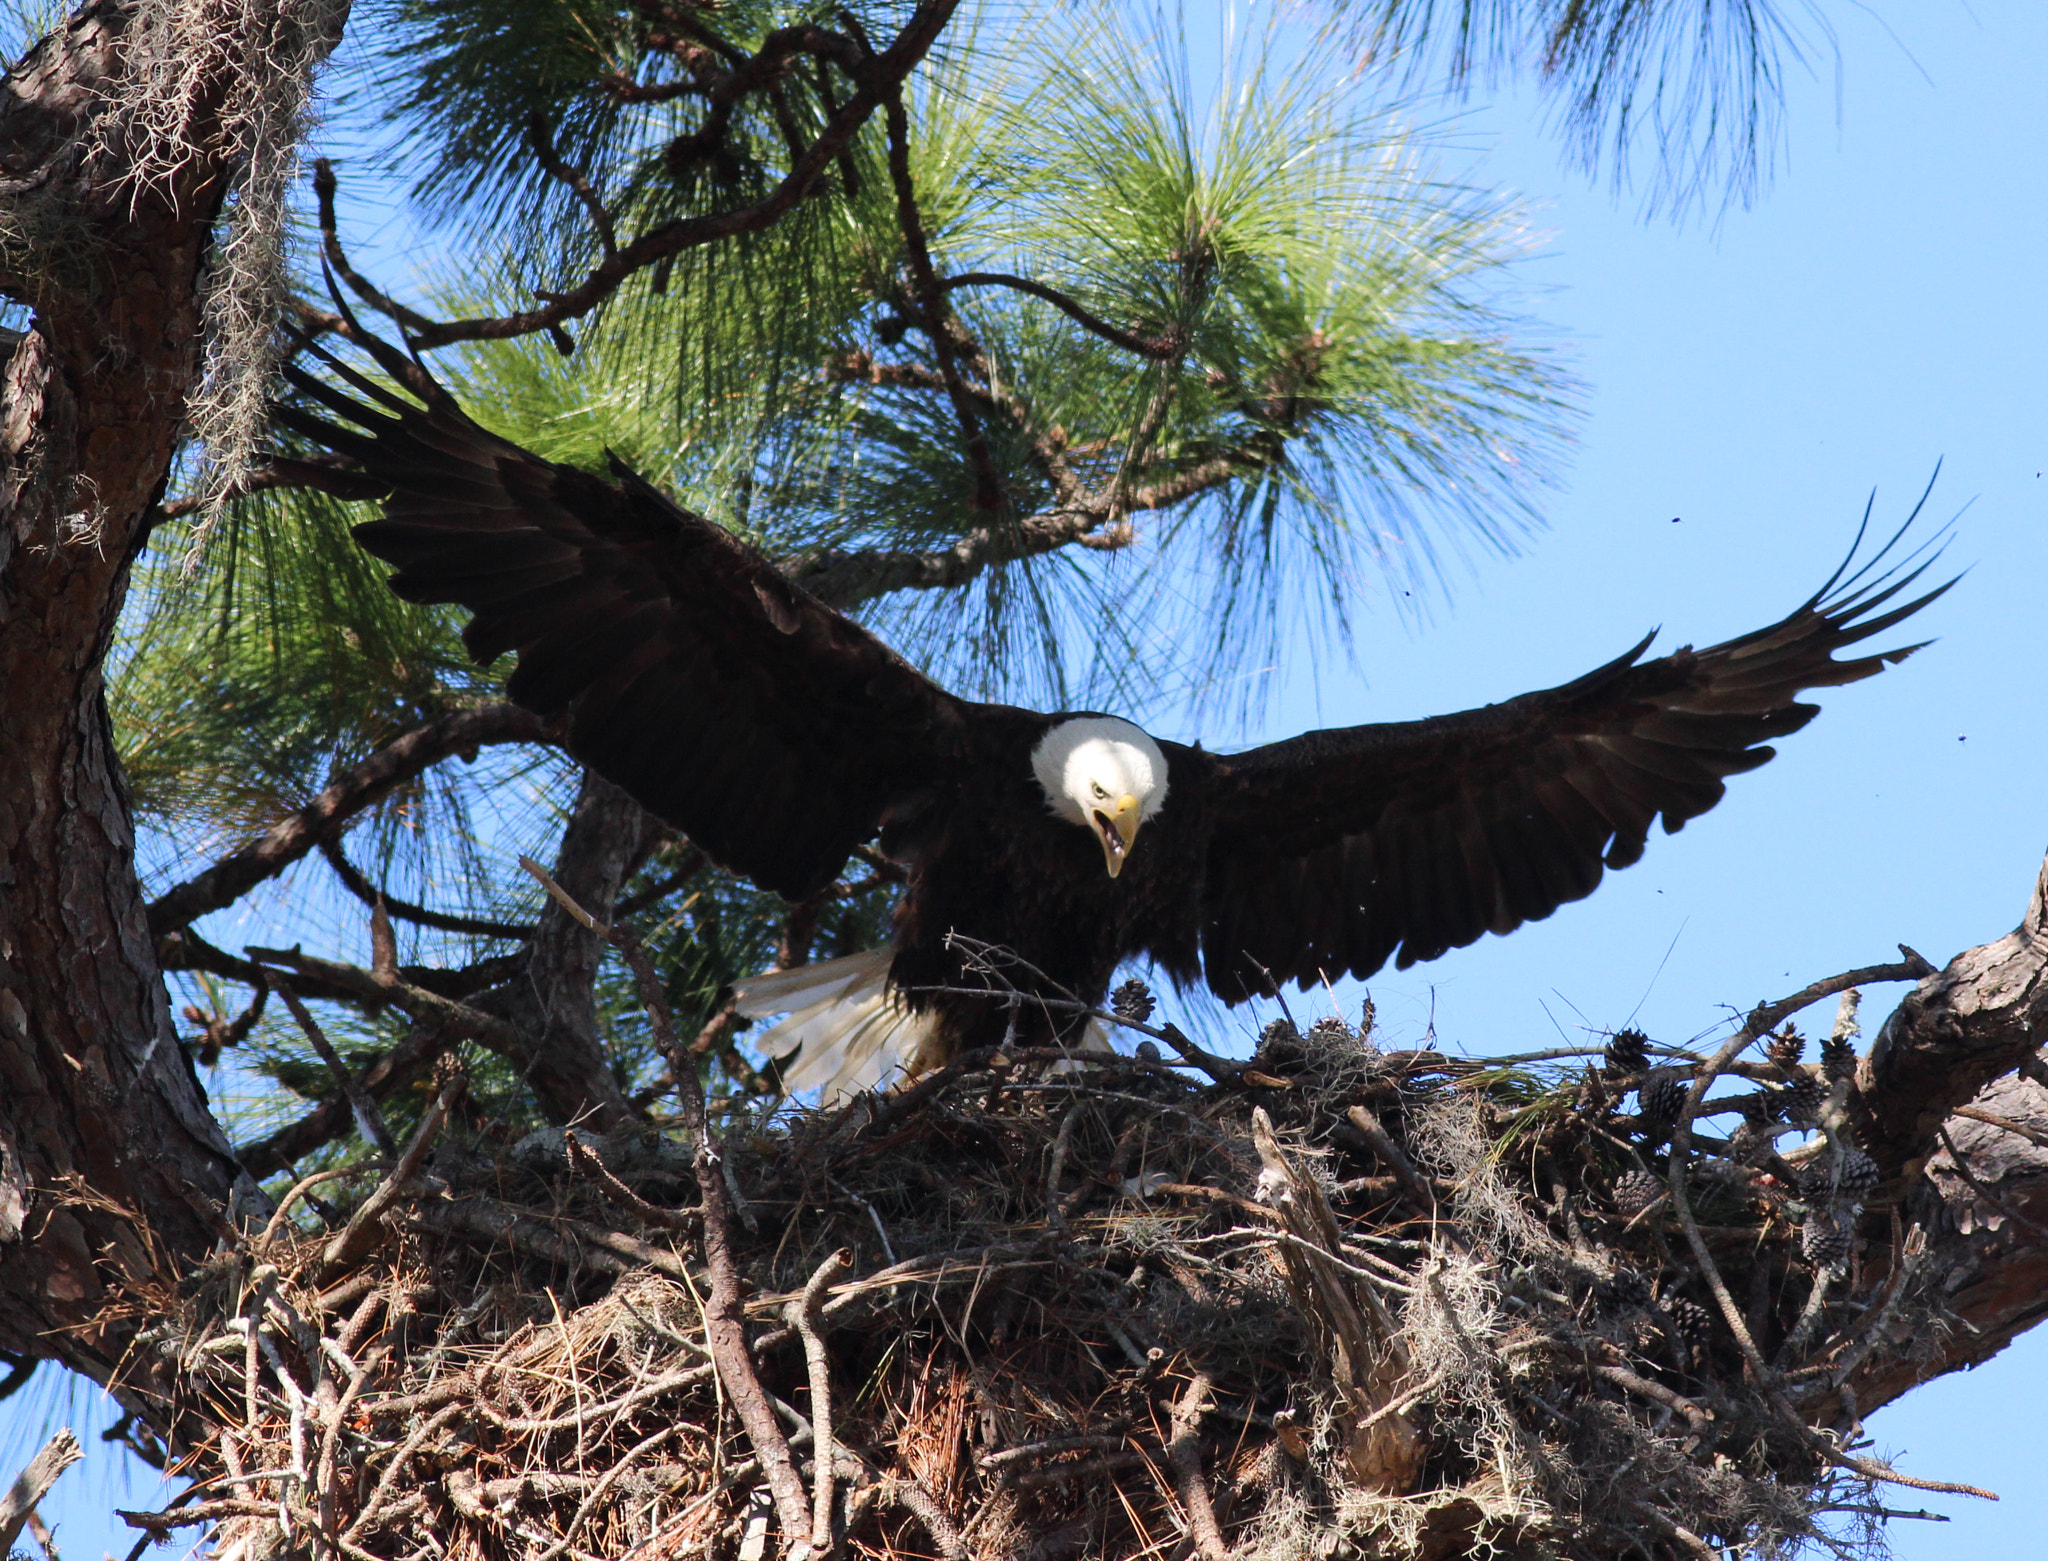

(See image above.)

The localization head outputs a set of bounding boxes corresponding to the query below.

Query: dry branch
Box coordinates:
[0,1430,81,1556]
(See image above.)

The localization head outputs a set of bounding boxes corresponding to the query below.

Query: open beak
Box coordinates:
[1092,794,1142,878]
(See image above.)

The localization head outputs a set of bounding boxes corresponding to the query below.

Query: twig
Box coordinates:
[246,946,532,1061]
[1667,957,1932,1382]
[1952,1103,2048,1151]
[311,162,438,340]
[1591,1363,1713,1433]
[786,1248,854,1553]
[319,1071,463,1279]
[880,91,1000,513]
[276,985,397,1157]
[527,113,616,258]
[1165,1373,1230,1561]
[1045,1101,1084,1234]
[828,1175,897,1265]
[1346,1105,1441,1223]
[258,1166,368,1248]
[941,272,1183,359]
[563,1131,700,1231]
[1823,1449,1996,1502]
[397,0,961,350]
[517,856,812,1551]
[979,1434,1131,1471]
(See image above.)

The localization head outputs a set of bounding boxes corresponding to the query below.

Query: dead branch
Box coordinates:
[519,855,812,1549]
[1165,1373,1230,1561]
[787,1247,855,1551]
[320,1071,463,1279]
[0,1430,81,1555]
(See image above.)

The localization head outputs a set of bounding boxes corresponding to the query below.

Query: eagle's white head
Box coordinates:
[1030,716,1170,878]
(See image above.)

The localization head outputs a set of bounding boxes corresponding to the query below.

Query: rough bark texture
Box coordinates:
[0,0,274,1383]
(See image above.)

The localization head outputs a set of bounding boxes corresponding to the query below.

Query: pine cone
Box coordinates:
[1781,1074,1825,1128]
[1111,977,1156,1024]
[1835,1146,1880,1203]
[1612,1168,1666,1218]
[1596,1269,1651,1308]
[1664,1296,1714,1348]
[1820,1032,1857,1084]
[1308,1016,1356,1047]
[1638,1067,1690,1126]
[1801,1214,1852,1273]
[1768,1024,1806,1075]
[1605,1027,1651,1076]
[1258,1017,1298,1050]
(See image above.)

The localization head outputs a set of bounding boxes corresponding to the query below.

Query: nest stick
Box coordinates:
[786,1247,854,1553]
[1345,1105,1441,1224]
[518,854,813,1552]
[320,1073,462,1280]
[562,1130,699,1230]
[1592,1363,1713,1433]
[1165,1373,1229,1561]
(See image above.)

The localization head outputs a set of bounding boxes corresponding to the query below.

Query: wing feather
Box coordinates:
[277,329,970,898]
[1203,524,1954,998]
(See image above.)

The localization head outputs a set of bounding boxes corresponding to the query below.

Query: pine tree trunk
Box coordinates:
[0,0,316,1394]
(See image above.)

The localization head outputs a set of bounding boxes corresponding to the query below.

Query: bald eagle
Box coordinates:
[278,333,1949,1099]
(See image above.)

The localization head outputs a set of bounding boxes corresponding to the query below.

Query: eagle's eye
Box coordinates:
[1090,781,1109,800]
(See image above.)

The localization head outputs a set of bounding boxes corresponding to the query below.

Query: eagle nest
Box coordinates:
[122,970,1970,1561]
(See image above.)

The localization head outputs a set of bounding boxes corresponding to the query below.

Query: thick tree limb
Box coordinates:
[497,770,657,1130]
[146,704,551,936]
[1859,853,2048,1171]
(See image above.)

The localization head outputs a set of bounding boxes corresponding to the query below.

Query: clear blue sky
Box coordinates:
[10,2,2045,1556]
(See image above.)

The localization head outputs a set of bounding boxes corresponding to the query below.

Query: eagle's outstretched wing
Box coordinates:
[275,333,970,900]
[1202,526,1953,999]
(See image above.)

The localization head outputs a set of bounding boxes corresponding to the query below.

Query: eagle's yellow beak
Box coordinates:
[1092,794,1142,878]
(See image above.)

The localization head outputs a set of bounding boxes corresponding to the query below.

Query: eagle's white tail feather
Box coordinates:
[733,948,1112,1103]
[734,950,939,1103]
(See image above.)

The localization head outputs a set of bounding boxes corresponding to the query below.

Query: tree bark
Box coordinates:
[492,768,660,1129]
[0,0,336,1400]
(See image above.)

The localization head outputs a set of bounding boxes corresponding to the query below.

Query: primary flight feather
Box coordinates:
[277,330,1951,1098]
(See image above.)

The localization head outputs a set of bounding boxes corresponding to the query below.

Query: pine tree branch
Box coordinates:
[942,272,1184,360]
[377,0,961,350]
[318,837,535,941]
[881,88,1001,514]
[145,703,552,936]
